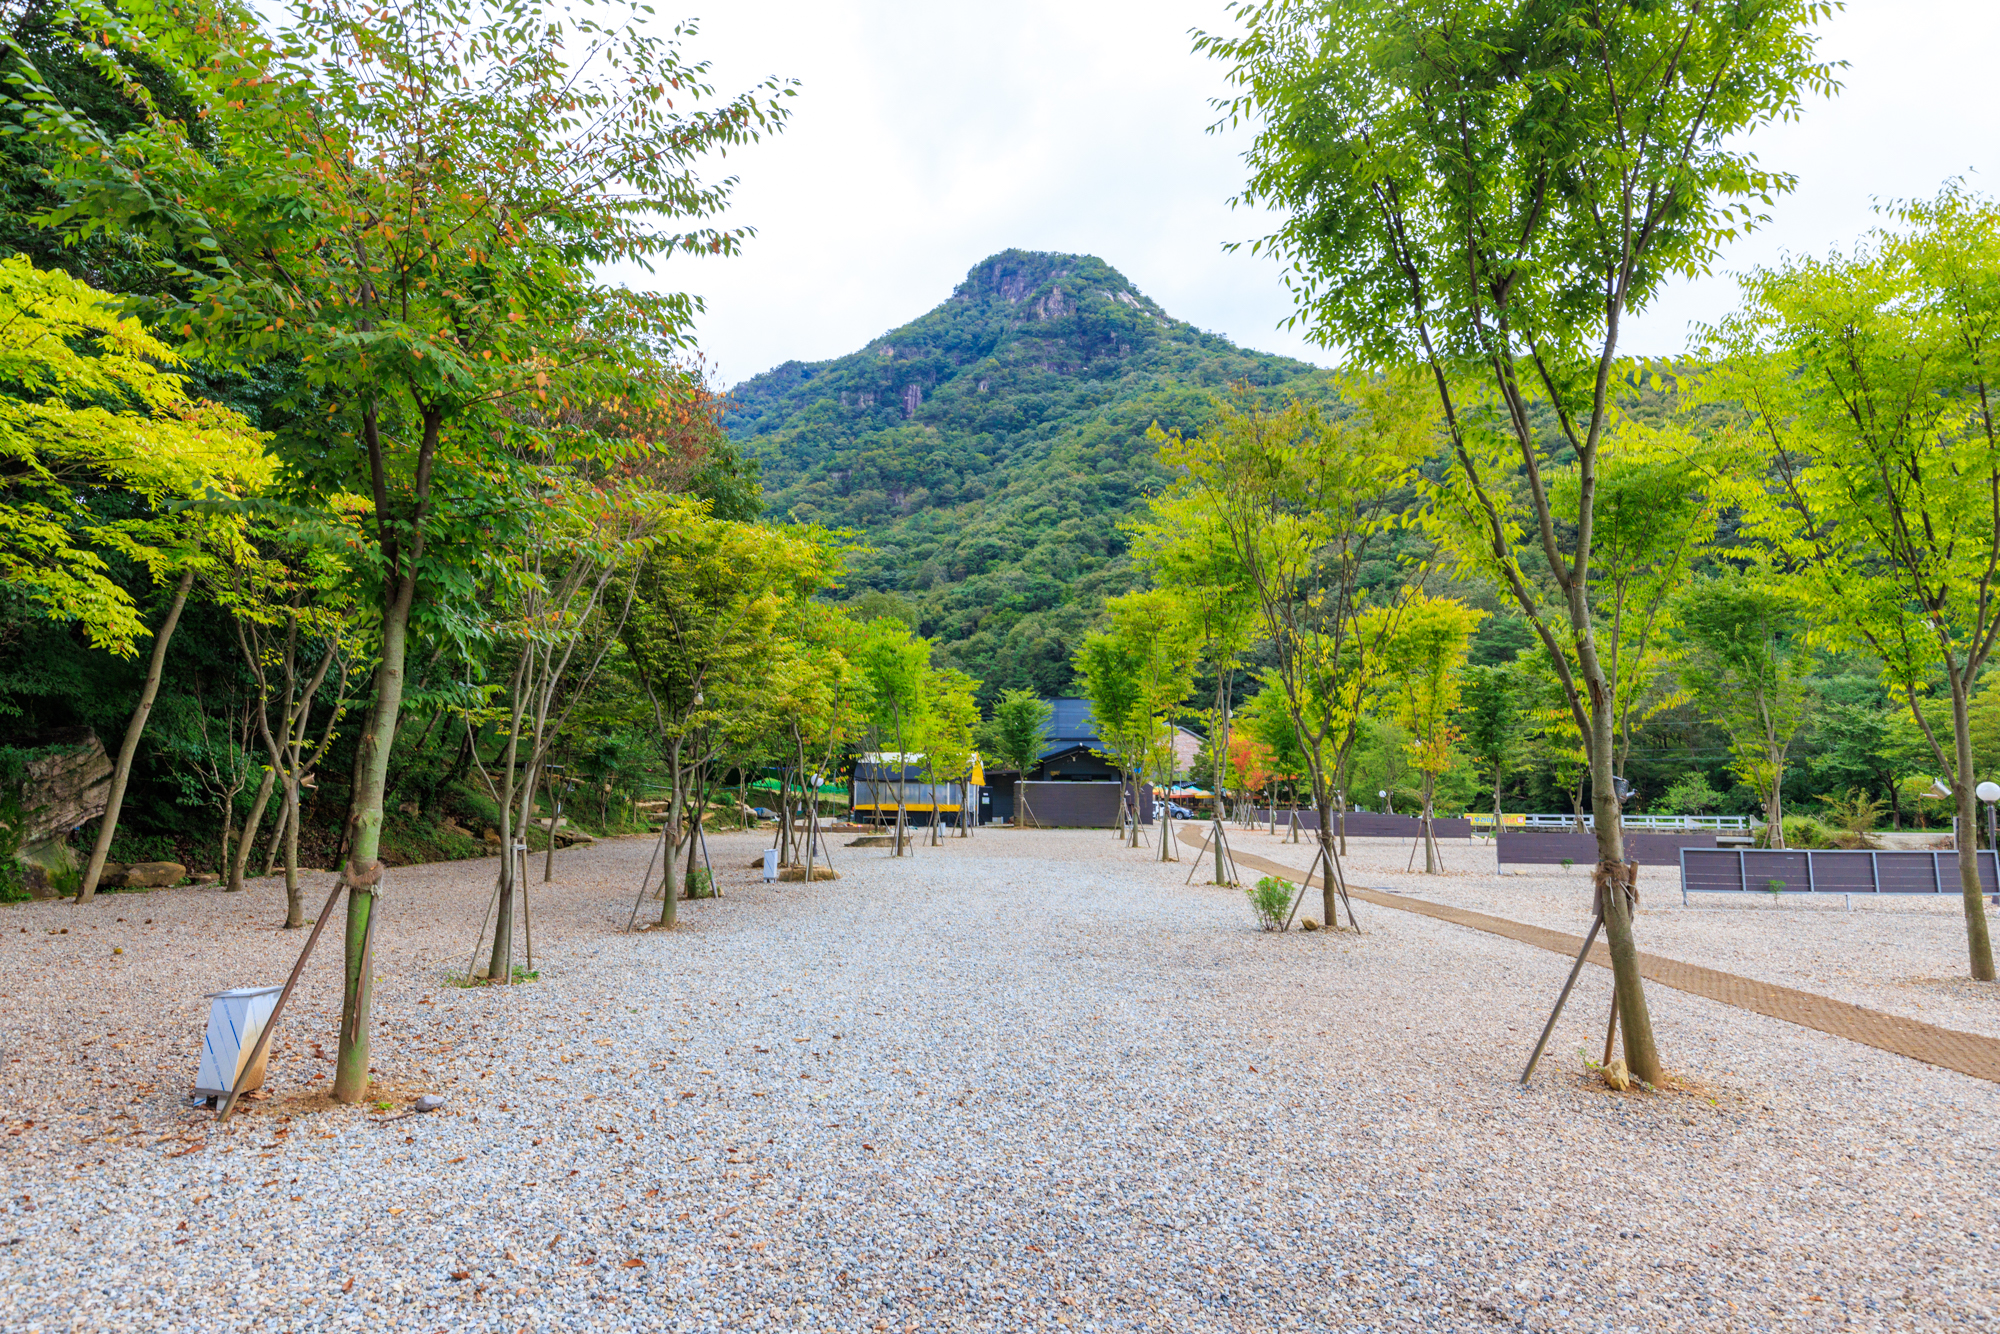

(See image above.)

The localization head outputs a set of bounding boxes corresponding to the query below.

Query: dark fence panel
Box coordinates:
[1681,847,1999,902]
[1018,782,1152,828]
[1499,830,1718,868]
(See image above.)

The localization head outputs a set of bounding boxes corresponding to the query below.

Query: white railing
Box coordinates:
[1467,813,1752,832]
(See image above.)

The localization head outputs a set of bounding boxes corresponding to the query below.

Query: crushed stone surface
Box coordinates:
[1222,824,2000,1039]
[2,826,1996,1332]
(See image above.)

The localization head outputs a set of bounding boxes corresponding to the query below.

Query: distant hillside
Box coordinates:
[727,250,1325,701]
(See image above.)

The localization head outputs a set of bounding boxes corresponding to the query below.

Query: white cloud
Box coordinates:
[639,0,1997,384]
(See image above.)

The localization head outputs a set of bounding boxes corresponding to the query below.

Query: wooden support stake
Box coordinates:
[218,876,348,1124]
[1520,911,1605,1086]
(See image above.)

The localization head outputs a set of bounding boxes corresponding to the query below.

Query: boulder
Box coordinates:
[778,866,839,882]
[122,861,186,888]
[1601,1059,1632,1093]
[482,828,503,846]
[189,873,220,886]
[441,820,475,841]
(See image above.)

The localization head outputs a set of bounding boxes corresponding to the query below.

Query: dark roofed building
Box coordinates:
[980,698,1199,823]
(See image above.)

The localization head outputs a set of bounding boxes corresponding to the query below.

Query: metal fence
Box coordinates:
[1679,847,2000,906]
[1471,812,1750,833]
[1240,810,1475,838]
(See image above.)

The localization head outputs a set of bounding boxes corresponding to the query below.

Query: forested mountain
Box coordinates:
[727,250,1325,701]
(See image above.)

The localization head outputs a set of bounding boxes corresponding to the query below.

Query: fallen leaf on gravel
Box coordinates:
[389,1207,405,1215]
[342,1277,354,1293]
[862,1143,875,1151]
[450,1270,470,1281]
[445,1156,465,1164]
[621,1257,644,1268]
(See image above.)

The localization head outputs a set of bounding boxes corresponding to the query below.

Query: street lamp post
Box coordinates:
[1378,789,1389,815]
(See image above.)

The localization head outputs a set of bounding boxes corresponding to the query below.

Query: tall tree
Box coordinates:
[0,255,269,904]
[980,689,1052,826]
[20,0,792,1097]
[1378,593,1484,871]
[1718,186,2000,978]
[1674,576,1814,847]
[1152,380,1433,927]
[1074,589,1200,854]
[1201,0,1838,1080]
[1459,661,1524,827]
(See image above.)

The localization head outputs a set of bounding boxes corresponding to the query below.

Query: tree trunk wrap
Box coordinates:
[79,567,196,902]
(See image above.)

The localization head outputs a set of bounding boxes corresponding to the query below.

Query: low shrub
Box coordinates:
[1768,815,1831,849]
[1246,875,1294,931]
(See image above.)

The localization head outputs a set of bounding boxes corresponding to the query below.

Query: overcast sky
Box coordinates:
[648,1,2000,388]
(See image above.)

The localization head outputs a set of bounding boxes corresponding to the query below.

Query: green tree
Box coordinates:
[18,0,792,1096]
[1719,186,2000,978]
[1459,661,1525,826]
[854,618,934,854]
[1378,594,1483,871]
[980,689,1053,825]
[622,510,838,917]
[0,255,270,905]
[1130,487,1261,877]
[1074,589,1201,854]
[1152,379,1434,926]
[1674,576,1815,847]
[1200,0,1838,1081]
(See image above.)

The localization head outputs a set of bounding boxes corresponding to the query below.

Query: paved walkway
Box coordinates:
[1190,827,2000,1084]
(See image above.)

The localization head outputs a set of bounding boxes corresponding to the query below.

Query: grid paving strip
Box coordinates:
[1191,828,2000,1084]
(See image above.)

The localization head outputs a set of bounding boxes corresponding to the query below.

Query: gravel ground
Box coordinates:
[2,827,1997,1332]
[1217,826,2000,1040]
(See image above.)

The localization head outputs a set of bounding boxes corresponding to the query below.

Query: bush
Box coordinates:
[1766,815,1831,849]
[1246,875,1294,931]
[683,867,715,899]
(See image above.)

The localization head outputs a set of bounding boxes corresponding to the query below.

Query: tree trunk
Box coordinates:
[656,743,685,929]
[1950,691,1998,980]
[262,798,289,878]
[78,567,196,903]
[332,569,417,1103]
[1421,774,1437,874]
[229,767,276,892]
[1585,676,1661,1086]
[281,778,303,928]
[543,767,559,883]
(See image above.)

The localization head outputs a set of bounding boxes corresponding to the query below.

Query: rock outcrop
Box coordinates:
[7,730,113,898]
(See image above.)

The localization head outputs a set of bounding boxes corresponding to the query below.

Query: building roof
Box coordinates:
[1037,699,1203,767]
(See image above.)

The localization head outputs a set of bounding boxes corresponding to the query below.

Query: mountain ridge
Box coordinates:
[726,250,1327,700]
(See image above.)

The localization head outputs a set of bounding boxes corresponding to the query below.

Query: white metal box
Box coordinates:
[194,985,283,1099]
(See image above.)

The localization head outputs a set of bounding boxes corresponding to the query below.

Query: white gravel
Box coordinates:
[1229,826,2000,1039]
[2,826,1997,1332]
